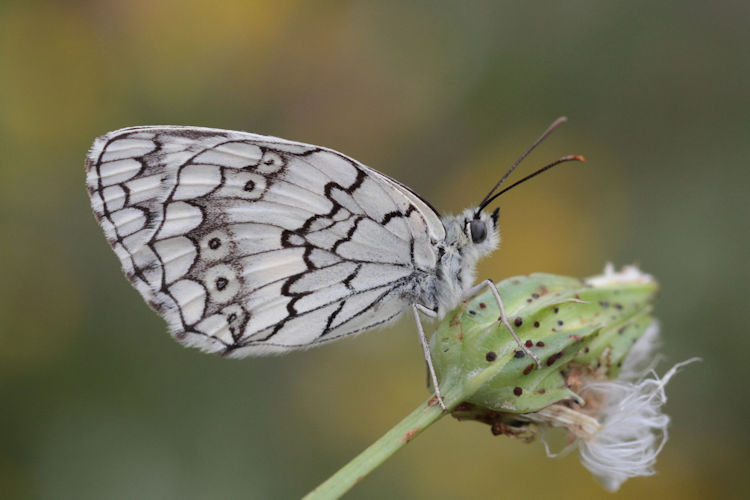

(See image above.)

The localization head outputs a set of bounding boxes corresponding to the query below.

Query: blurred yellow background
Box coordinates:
[1,1,747,498]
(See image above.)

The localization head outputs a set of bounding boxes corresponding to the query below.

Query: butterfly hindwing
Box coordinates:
[86,126,444,356]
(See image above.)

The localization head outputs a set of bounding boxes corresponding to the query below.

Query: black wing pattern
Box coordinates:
[86,126,445,356]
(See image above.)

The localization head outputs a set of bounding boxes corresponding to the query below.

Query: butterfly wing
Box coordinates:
[86,126,445,356]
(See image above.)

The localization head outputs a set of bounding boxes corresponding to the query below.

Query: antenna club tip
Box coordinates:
[560,154,586,163]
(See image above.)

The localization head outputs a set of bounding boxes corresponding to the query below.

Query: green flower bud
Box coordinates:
[431,267,657,415]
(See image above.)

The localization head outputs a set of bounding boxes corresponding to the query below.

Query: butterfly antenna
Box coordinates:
[478,154,586,208]
[475,116,569,215]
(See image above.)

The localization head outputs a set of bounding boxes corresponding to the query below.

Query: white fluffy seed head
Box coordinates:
[577,357,700,491]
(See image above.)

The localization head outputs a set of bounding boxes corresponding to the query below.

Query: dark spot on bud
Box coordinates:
[553,306,559,313]
[227,313,237,322]
[479,302,486,309]
[514,350,525,358]
[618,326,626,334]
[532,292,540,299]
[557,320,564,326]
[486,351,497,362]
[536,341,545,347]
[514,317,523,327]
[617,361,622,367]
[244,180,255,191]
[468,310,476,315]
[599,300,610,308]
[526,298,532,303]
[546,352,563,366]
[584,347,590,353]
[523,364,534,375]
[208,237,221,249]
[537,388,546,394]
[525,340,533,348]
[615,303,623,310]
[216,277,229,290]
[533,321,540,328]
[513,387,523,396]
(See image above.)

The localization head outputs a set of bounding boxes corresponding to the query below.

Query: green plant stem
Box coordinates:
[303,390,458,500]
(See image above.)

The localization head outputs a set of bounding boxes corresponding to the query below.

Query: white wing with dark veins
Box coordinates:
[86,126,445,356]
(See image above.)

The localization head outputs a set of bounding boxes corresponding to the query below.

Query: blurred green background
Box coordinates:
[1,1,747,498]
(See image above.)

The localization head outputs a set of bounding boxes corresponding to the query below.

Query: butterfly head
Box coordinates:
[464,206,501,257]
[468,207,500,245]
[461,206,502,270]
[441,207,501,269]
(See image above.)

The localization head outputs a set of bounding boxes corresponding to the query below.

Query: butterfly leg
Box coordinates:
[464,280,542,368]
[412,304,447,411]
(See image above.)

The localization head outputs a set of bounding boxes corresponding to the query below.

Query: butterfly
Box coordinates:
[85,117,582,409]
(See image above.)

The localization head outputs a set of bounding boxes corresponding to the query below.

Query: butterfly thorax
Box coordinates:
[428,208,500,317]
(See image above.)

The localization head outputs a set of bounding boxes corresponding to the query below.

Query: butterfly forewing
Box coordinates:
[86,126,444,356]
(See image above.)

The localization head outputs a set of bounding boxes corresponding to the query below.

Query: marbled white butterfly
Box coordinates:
[86,117,582,408]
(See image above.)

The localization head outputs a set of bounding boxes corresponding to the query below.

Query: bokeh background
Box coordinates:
[1,1,747,498]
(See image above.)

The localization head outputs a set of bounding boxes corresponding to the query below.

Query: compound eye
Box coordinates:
[469,219,487,244]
